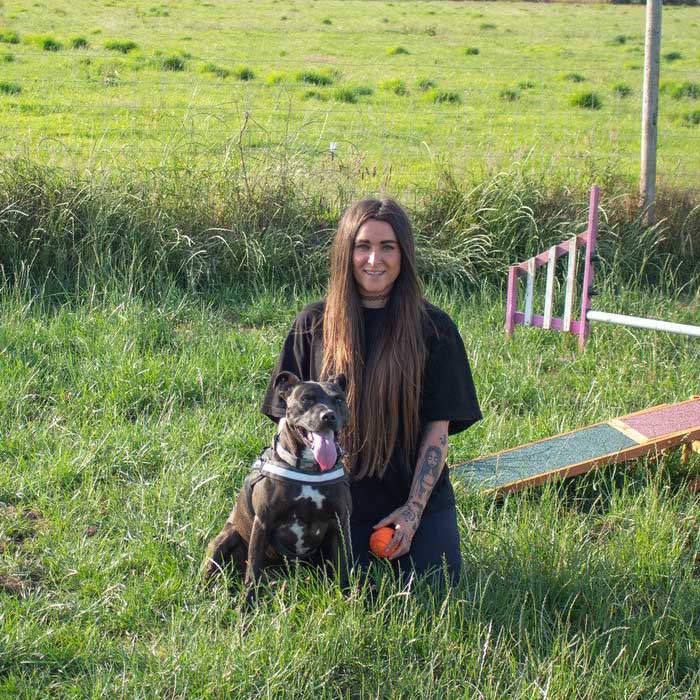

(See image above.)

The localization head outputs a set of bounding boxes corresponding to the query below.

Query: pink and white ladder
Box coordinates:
[505,186,700,351]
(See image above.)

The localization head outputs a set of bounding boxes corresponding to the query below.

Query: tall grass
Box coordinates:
[1,155,699,298]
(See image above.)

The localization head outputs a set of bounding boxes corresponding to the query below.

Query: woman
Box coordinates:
[261,198,481,584]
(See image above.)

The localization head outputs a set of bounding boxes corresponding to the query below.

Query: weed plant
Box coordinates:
[425,89,462,105]
[0,29,20,44]
[561,72,586,83]
[265,70,287,84]
[32,35,62,51]
[160,55,185,72]
[0,81,21,95]
[571,91,602,110]
[672,81,700,100]
[104,39,137,53]
[385,46,409,56]
[682,110,700,126]
[379,78,407,96]
[295,69,333,86]
[202,62,229,78]
[500,88,520,101]
[70,36,89,49]
[233,65,255,81]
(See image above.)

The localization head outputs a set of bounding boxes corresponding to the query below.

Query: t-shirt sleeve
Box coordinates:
[260,310,315,422]
[420,313,482,435]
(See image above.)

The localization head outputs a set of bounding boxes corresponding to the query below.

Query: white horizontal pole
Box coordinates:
[587,310,700,338]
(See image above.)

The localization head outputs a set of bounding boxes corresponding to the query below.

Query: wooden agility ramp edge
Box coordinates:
[453,397,700,495]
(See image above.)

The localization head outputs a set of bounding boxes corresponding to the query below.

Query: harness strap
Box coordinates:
[252,447,347,486]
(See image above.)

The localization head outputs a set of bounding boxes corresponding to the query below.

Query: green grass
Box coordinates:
[1,276,699,698]
[571,91,603,110]
[0,81,21,95]
[104,39,138,54]
[0,1,697,189]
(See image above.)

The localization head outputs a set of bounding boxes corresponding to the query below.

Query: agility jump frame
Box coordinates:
[504,186,700,350]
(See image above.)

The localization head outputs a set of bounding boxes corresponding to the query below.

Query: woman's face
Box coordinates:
[352,219,402,302]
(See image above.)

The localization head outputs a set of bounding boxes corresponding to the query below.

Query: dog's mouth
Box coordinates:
[296,428,338,471]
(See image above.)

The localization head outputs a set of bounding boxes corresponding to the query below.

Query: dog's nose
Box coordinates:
[321,410,336,426]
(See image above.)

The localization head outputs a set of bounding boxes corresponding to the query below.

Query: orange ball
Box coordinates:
[369,526,399,558]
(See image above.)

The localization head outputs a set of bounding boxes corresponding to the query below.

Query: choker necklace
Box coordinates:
[360,292,390,303]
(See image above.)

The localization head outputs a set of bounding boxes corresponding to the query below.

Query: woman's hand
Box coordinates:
[373,500,423,560]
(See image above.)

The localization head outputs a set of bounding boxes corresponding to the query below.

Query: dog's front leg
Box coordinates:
[326,511,352,590]
[244,515,268,600]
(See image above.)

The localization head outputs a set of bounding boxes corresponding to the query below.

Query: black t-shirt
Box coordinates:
[261,300,482,522]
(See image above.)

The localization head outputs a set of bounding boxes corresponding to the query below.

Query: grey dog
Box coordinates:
[203,371,352,595]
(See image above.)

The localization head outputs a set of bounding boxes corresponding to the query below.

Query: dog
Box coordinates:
[203,371,352,596]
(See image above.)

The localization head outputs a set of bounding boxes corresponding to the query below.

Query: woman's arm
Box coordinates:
[373,420,449,560]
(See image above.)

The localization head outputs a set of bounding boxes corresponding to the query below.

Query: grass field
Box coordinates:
[2,1,700,697]
[1,277,700,698]
[0,0,699,188]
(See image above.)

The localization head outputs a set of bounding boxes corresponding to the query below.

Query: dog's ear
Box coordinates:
[274,371,300,400]
[329,373,347,393]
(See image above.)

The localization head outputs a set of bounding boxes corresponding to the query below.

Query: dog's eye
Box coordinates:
[334,397,343,405]
[302,394,315,406]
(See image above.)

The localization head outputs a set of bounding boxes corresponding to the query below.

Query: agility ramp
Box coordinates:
[453,397,700,494]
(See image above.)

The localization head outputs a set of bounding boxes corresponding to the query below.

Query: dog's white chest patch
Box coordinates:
[289,518,310,555]
[295,485,325,509]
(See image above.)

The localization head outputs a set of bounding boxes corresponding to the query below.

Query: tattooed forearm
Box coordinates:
[413,447,441,502]
[408,422,449,513]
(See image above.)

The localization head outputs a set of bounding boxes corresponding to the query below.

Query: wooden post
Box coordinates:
[640,0,662,225]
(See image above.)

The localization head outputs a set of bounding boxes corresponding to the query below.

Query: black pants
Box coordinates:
[350,505,462,586]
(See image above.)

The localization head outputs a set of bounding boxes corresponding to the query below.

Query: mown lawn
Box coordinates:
[1,280,699,698]
[0,0,698,187]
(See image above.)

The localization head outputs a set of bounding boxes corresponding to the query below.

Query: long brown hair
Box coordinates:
[322,198,426,479]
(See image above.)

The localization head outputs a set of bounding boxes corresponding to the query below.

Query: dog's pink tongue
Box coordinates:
[311,431,337,471]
